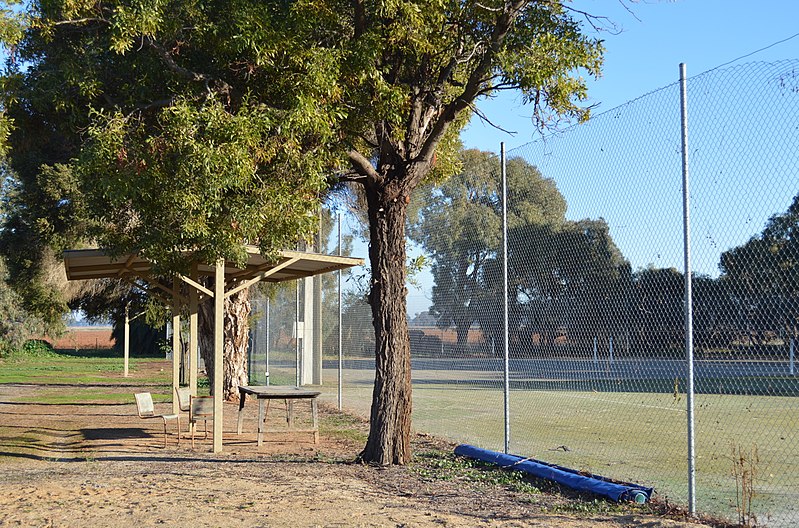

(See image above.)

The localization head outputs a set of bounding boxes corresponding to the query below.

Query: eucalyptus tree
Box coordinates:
[327,1,603,464]
[410,149,566,352]
[2,0,605,464]
[1,0,342,399]
[719,192,799,344]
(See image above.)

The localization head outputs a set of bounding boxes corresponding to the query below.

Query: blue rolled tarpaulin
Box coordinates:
[453,444,653,503]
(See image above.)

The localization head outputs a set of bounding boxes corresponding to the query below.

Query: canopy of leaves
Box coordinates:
[327,0,604,189]
[719,192,799,335]
[0,0,353,297]
[0,255,48,353]
[78,98,331,271]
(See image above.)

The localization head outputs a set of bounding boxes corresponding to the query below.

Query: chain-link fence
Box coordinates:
[250,60,799,526]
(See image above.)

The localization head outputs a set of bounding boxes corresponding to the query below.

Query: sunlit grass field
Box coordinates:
[0,346,172,399]
[315,363,799,525]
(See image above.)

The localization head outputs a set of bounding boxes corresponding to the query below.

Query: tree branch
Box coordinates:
[558,0,625,34]
[466,100,517,136]
[348,149,381,182]
[416,0,527,165]
[126,98,175,118]
[352,0,367,38]
[334,172,369,184]
[147,38,232,97]
[52,17,109,26]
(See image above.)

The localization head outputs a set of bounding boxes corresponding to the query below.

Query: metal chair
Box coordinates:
[174,386,192,433]
[189,395,214,448]
[134,392,181,448]
[175,386,191,413]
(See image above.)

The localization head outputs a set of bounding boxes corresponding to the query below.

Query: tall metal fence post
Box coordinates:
[501,142,510,454]
[338,213,343,410]
[790,337,795,376]
[680,62,697,516]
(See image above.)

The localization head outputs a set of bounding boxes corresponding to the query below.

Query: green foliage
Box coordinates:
[77,98,331,272]
[0,1,25,51]
[413,450,541,494]
[719,192,799,340]
[20,339,57,357]
[0,257,48,355]
[0,0,351,331]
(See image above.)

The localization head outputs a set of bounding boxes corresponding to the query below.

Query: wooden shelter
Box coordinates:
[63,246,363,452]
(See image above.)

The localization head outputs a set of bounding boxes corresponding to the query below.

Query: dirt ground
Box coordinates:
[0,380,711,528]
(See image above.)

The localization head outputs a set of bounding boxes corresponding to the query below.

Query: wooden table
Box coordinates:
[237,386,322,446]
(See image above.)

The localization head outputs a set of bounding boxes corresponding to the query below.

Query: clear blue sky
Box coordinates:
[401,1,799,317]
[461,0,799,152]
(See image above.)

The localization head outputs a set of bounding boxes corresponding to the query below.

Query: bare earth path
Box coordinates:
[0,383,708,528]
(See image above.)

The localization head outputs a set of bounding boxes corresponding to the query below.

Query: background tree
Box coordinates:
[719,192,799,345]
[0,256,48,355]
[508,218,629,354]
[630,266,684,353]
[410,149,566,353]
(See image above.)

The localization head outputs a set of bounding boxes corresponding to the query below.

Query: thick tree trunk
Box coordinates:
[455,321,470,353]
[198,287,251,401]
[359,183,413,465]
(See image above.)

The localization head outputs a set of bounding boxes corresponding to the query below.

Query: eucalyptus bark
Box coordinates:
[198,288,251,401]
[359,180,413,465]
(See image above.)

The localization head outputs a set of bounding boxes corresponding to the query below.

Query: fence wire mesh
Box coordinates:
[251,60,799,526]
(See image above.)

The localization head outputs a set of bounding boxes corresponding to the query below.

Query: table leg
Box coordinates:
[257,398,265,447]
[237,392,247,435]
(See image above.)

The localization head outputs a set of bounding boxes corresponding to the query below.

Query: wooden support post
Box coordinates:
[172,279,181,415]
[213,258,225,453]
[123,304,130,378]
[189,263,199,396]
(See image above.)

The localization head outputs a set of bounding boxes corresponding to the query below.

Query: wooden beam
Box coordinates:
[213,258,224,453]
[172,279,181,415]
[178,273,214,298]
[123,305,130,378]
[68,262,150,275]
[189,262,199,396]
[116,254,139,277]
[128,310,146,322]
[227,262,273,281]
[123,276,174,306]
[224,257,301,299]
[127,270,187,304]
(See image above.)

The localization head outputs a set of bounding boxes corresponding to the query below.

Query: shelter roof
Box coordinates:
[62,247,364,283]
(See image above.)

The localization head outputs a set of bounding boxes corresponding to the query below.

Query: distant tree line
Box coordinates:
[411,149,799,357]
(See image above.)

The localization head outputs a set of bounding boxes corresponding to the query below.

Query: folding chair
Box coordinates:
[134,392,181,448]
